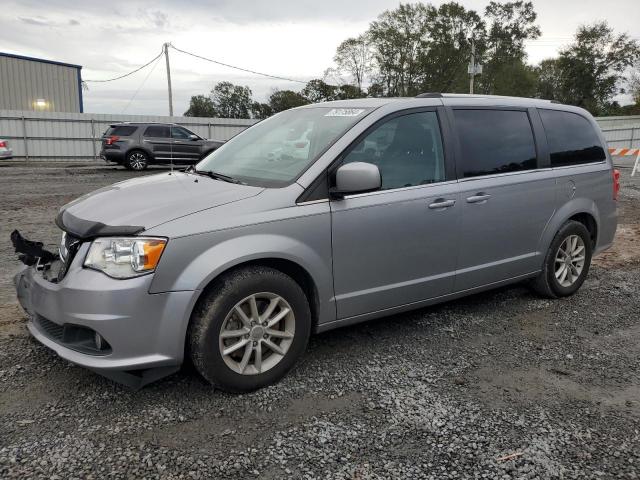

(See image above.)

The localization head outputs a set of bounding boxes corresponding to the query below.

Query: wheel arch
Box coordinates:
[539,198,600,260]
[150,231,335,354]
[125,146,153,160]
[567,212,598,248]
[192,257,321,330]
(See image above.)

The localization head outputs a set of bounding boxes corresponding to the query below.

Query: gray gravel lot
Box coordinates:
[1,160,639,479]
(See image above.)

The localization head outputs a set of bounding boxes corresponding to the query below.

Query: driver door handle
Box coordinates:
[428,199,456,209]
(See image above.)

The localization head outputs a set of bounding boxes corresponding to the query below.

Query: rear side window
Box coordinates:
[539,110,606,167]
[105,126,137,136]
[143,125,170,138]
[454,109,537,178]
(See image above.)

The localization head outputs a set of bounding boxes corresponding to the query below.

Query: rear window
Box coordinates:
[539,110,606,167]
[143,125,170,138]
[105,126,137,136]
[454,109,537,178]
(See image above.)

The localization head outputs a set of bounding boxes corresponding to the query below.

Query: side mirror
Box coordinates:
[331,162,381,198]
[189,134,200,141]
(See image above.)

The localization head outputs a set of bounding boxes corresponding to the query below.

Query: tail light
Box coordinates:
[613,169,620,201]
[105,135,120,145]
[0,141,6,148]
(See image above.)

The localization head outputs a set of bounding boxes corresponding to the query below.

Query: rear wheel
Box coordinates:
[531,220,593,298]
[125,150,149,171]
[188,266,311,392]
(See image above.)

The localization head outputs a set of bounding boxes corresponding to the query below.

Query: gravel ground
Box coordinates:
[0,160,639,479]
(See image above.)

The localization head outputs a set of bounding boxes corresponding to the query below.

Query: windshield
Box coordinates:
[196,107,372,187]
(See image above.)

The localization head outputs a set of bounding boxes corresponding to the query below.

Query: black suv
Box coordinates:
[100,123,224,170]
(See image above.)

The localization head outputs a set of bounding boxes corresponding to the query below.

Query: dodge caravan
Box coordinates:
[13,94,618,391]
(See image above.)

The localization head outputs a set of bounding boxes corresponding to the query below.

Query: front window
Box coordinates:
[197,107,372,187]
[341,111,446,190]
[172,126,198,139]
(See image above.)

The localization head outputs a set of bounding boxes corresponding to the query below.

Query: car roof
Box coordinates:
[109,122,184,127]
[299,93,562,109]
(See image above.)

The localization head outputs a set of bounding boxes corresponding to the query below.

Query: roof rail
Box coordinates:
[415,92,443,98]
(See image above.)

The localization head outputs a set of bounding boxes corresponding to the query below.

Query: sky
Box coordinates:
[1,0,639,115]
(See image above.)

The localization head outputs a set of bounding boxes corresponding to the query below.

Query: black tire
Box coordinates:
[531,220,593,298]
[125,150,149,171]
[188,266,311,392]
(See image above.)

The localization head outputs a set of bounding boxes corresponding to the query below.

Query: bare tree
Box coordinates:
[630,67,640,105]
[333,34,374,91]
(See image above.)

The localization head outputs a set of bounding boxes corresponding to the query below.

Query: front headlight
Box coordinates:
[84,237,167,279]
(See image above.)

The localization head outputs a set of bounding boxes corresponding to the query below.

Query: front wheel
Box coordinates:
[531,220,593,298]
[188,266,311,392]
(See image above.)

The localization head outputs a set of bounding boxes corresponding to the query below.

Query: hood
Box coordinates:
[56,172,263,239]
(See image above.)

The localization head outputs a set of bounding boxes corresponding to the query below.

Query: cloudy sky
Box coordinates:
[2,0,638,115]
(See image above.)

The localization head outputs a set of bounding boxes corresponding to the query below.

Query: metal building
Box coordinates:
[0,52,83,113]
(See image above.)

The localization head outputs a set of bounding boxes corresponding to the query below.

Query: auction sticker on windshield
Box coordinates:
[324,108,365,117]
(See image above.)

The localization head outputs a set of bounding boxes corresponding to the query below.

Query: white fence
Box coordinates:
[0,109,257,160]
[596,115,640,149]
[1,109,639,161]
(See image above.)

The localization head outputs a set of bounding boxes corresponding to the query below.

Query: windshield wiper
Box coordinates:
[194,169,245,184]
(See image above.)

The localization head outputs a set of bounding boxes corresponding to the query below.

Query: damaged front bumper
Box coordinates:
[14,241,196,388]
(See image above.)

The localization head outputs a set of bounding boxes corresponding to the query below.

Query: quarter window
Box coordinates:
[539,110,606,167]
[143,125,170,138]
[342,111,446,190]
[454,110,537,178]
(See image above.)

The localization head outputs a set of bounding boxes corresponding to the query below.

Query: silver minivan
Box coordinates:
[14,94,618,391]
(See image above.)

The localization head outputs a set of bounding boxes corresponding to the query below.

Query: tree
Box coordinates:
[484,1,540,60]
[335,84,365,100]
[301,79,337,102]
[479,1,541,95]
[535,58,563,100]
[250,102,273,120]
[553,22,640,114]
[333,35,374,91]
[419,2,485,93]
[630,69,640,105]
[184,95,216,117]
[268,90,309,113]
[210,81,253,119]
[367,3,431,96]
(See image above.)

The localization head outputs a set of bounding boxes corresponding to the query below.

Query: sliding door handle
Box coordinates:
[428,199,456,209]
[466,193,491,204]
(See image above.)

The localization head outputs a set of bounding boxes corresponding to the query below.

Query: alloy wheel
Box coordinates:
[219,293,295,375]
[129,152,147,170]
[554,234,586,287]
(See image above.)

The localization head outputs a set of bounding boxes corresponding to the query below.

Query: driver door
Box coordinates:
[330,109,460,319]
[171,126,204,163]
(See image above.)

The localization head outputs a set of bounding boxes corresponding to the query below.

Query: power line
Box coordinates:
[83,49,164,83]
[170,44,307,84]
[121,54,162,113]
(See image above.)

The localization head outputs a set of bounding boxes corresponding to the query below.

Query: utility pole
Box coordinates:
[468,37,482,95]
[469,38,475,95]
[164,42,174,117]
